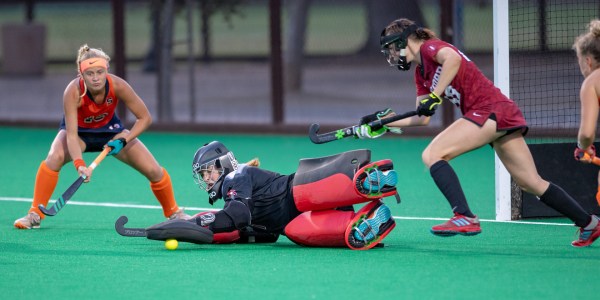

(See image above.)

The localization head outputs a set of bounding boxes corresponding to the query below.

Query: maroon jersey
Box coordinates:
[415,39,527,131]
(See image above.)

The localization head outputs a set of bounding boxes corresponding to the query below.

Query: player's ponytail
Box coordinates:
[246,158,260,167]
[573,19,600,62]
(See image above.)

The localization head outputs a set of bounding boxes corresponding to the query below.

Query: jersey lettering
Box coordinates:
[431,66,442,91]
[429,61,461,107]
[83,112,109,124]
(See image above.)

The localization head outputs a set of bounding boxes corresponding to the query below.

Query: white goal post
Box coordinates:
[493,0,512,221]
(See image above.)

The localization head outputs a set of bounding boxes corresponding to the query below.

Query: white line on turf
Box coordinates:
[0,196,573,226]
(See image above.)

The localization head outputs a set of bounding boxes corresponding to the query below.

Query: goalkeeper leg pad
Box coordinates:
[293,149,371,211]
[146,219,213,244]
[345,200,396,250]
[292,149,398,211]
[354,160,398,198]
[285,210,355,247]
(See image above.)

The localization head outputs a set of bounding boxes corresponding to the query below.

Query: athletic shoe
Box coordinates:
[168,208,192,220]
[572,216,600,248]
[430,213,481,237]
[14,212,41,229]
[362,169,398,192]
[353,203,393,243]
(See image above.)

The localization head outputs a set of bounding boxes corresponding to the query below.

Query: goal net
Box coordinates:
[494,0,600,220]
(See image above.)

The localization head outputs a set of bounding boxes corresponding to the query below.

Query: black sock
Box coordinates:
[430,160,475,218]
[539,183,591,228]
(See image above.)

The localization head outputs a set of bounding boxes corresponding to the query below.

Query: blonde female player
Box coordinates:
[356,18,600,247]
[574,20,600,205]
[14,44,189,229]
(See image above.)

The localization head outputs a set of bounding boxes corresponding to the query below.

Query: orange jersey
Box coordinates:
[77,75,119,129]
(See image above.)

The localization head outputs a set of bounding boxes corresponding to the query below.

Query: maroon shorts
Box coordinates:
[462,100,528,136]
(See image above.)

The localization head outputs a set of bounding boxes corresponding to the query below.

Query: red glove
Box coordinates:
[574,144,596,163]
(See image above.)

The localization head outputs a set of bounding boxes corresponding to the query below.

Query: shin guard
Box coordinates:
[30,161,60,219]
[150,168,179,218]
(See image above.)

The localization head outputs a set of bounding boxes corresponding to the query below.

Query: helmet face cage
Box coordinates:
[380,24,419,71]
[191,141,238,204]
[192,159,224,191]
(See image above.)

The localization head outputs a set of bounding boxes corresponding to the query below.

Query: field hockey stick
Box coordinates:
[309,110,417,144]
[38,147,111,216]
[115,216,147,237]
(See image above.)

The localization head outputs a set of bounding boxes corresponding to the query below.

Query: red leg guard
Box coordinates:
[284,210,354,247]
[293,158,398,212]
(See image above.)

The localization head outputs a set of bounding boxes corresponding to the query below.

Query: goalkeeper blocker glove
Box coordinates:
[417,92,442,116]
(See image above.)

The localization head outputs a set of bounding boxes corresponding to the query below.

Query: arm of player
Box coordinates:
[577,76,600,150]
[431,47,461,97]
[197,199,252,233]
[63,79,92,181]
[111,75,152,146]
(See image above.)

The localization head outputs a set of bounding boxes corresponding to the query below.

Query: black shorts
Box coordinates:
[59,115,124,152]
[79,132,118,152]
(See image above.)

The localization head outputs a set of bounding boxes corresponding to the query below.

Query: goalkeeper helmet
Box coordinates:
[192,141,238,204]
[380,21,420,71]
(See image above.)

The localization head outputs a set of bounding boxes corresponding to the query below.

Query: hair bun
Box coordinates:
[589,20,600,37]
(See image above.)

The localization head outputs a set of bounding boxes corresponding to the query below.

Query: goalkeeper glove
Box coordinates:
[417,92,442,116]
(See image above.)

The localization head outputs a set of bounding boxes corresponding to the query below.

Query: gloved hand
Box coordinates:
[417,92,442,116]
[107,137,127,156]
[574,144,596,163]
[192,212,216,227]
[355,124,387,139]
[359,108,395,125]
[198,212,216,227]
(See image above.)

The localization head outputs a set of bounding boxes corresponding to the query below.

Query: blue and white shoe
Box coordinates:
[362,169,398,192]
[353,203,393,242]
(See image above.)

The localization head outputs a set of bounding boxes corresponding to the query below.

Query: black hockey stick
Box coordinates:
[115,216,147,237]
[309,110,417,144]
[38,147,111,216]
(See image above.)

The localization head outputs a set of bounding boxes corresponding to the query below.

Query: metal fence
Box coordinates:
[0,0,496,134]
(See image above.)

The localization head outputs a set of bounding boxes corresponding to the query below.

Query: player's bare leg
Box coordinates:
[113,138,189,219]
[424,118,502,236]
[495,132,600,247]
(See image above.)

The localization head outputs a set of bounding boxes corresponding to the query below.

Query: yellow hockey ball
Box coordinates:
[165,239,178,250]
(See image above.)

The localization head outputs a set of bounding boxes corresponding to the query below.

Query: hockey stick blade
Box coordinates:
[115,216,147,237]
[308,123,355,144]
[308,110,418,144]
[38,176,85,216]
